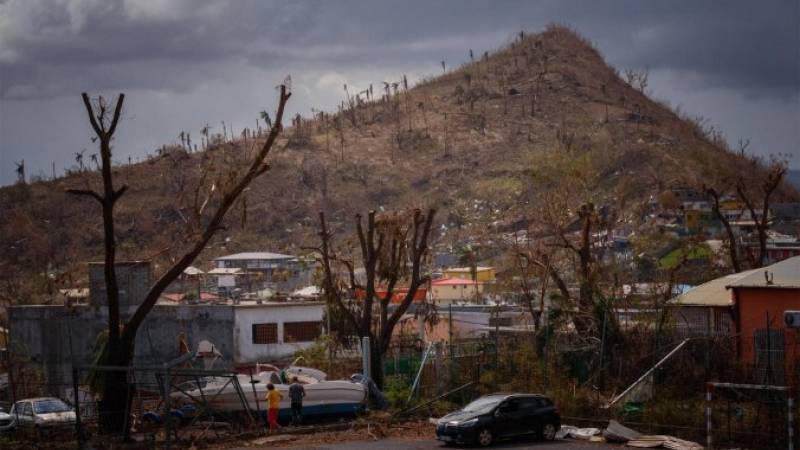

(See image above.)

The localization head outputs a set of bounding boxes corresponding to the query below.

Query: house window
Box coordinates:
[252,323,278,344]
[284,321,322,343]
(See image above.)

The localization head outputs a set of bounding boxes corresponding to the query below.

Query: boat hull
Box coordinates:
[172,376,367,417]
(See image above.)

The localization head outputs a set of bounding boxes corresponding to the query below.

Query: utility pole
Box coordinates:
[494,304,500,390]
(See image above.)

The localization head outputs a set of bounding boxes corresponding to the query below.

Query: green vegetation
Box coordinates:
[658,244,711,269]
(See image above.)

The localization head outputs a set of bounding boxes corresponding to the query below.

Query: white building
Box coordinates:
[233,301,325,363]
[207,267,244,296]
[213,252,314,292]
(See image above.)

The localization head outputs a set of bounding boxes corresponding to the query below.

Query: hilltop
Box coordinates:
[0,25,793,304]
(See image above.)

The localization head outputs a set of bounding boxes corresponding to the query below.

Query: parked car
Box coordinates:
[435,393,560,446]
[0,406,14,433]
[8,397,76,435]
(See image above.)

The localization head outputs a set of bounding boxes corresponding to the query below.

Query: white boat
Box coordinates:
[171,365,368,418]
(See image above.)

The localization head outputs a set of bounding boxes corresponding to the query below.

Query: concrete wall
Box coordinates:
[8,304,235,396]
[233,302,324,363]
[431,283,484,304]
[9,305,108,396]
[133,304,235,369]
[8,301,329,397]
[89,261,152,311]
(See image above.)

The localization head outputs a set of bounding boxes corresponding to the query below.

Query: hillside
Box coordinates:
[0,25,792,304]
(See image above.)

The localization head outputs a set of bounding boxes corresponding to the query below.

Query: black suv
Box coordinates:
[435,393,560,447]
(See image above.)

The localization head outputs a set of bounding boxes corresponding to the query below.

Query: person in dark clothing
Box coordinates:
[288,376,306,426]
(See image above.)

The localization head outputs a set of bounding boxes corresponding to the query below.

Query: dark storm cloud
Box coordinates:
[578,1,800,96]
[0,0,798,184]
[2,0,796,98]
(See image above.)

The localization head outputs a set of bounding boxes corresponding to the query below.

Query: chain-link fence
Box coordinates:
[1,358,263,449]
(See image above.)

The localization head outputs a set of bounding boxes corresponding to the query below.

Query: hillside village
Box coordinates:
[1,23,799,450]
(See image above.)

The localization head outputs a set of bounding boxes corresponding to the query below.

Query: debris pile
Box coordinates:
[627,435,704,450]
[557,420,703,450]
[604,420,642,442]
[555,425,603,441]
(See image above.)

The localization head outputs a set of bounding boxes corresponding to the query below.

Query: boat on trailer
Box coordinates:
[171,364,368,419]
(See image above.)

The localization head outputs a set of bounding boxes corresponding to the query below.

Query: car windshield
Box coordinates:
[461,396,503,414]
[33,399,71,414]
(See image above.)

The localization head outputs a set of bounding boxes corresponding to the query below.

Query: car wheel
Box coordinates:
[476,428,493,447]
[540,422,557,441]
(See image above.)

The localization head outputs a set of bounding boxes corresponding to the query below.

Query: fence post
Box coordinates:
[248,368,264,427]
[362,336,371,380]
[706,383,713,450]
[164,367,172,450]
[72,366,83,447]
[448,304,454,390]
[788,394,794,450]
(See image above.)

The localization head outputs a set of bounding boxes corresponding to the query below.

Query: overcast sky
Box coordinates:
[1,0,798,185]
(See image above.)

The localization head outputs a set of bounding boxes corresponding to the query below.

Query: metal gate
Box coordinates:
[754,328,785,385]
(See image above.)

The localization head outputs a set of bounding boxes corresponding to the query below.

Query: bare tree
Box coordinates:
[704,185,742,272]
[67,85,291,433]
[75,149,86,171]
[736,160,787,267]
[14,160,25,184]
[315,208,435,388]
[510,238,568,331]
[624,67,649,93]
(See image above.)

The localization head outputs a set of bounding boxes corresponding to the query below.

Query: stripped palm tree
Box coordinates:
[75,149,86,171]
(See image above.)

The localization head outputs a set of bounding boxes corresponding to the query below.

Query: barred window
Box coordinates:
[252,323,278,344]
[284,321,322,343]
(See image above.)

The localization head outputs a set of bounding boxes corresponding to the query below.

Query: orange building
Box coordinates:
[726,256,800,383]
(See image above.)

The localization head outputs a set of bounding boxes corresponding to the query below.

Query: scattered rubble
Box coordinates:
[250,435,296,445]
[555,425,602,440]
[627,435,704,450]
[604,419,643,442]
[556,420,703,450]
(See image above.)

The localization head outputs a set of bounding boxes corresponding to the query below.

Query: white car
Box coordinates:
[0,406,14,432]
[9,397,76,433]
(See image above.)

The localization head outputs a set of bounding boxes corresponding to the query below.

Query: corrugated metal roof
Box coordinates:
[207,267,243,275]
[726,255,800,289]
[670,269,759,306]
[213,252,295,261]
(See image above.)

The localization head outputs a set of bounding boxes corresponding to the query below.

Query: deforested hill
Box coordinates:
[1,25,794,303]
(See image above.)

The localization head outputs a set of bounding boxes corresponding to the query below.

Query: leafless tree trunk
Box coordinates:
[68,93,127,356]
[315,208,435,388]
[68,85,291,434]
[736,163,786,268]
[705,186,742,272]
